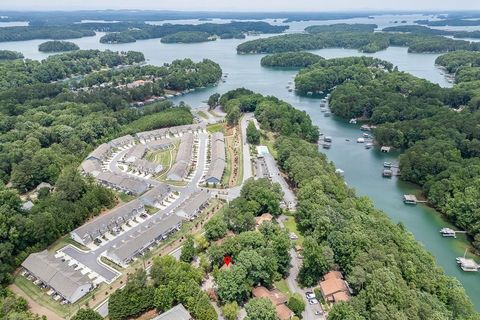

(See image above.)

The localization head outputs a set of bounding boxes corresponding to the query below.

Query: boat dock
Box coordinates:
[439,227,467,238]
[457,257,479,272]
[403,194,427,204]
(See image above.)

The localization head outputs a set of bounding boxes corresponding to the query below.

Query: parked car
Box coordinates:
[308,298,319,305]
[306,292,316,299]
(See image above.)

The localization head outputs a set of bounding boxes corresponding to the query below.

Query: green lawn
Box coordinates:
[197,110,209,119]
[283,215,304,246]
[48,234,89,253]
[260,131,278,158]
[116,192,136,203]
[145,148,172,168]
[207,123,225,134]
[274,279,291,296]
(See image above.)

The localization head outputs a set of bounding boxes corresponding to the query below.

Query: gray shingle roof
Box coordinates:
[96,172,149,195]
[88,144,111,162]
[124,144,147,163]
[176,190,210,218]
[106,214,183,264]
[108,135,135,148]
[131,159,163,174]
[71,200,145,244]
[152,304,192,320]
[21,250,93,303]
[167,133,193,181]
[81,159,103,176]
[140,184,171,207]
[146,138,173,151]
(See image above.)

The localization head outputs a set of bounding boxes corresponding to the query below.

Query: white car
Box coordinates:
[306,292,316,300]
[308,298,319,305]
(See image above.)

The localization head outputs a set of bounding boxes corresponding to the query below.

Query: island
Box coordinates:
[0,50,24,60]
[260,52,324,68]
[38,40,80,52]
[160,31,213,43]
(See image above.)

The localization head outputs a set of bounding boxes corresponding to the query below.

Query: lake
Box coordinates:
[1,16,478,309]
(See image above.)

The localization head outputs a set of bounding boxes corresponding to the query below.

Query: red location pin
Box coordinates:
[224,256,232,266]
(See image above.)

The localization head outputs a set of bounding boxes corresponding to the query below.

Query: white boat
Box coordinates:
[349,118,357,124]
[335,169,344,175]
[363,133,370,138]
[440,228,456,237]
[357,138,365,143]
[365,143,373,149]
[323,136,332,143]
[383,162,392,168]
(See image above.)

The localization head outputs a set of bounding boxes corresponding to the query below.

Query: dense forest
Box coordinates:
[160,31,213,43]
[0,25,95,42]
[214,89,479,319]
[0,49,144,89]
[218,88,319,142]
[383,25,480,39]
[237,31,480,54]
[305,23,377,33]
[0,50,24,60]
[303,52,480,251]
[415,18,480,26]
[260,52,324,68]
[294,56,394,94]
[0,50,222,294]
[38,40,80,52]
[100,21,288,44]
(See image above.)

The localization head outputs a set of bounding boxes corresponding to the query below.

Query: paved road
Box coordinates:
[62,133,209,282]
[278,216,325,320]
[240,113,254,184]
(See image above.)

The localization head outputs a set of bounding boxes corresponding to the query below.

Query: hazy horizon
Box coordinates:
[2,0,480,12]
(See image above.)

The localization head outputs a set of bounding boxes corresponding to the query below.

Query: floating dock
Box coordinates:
[403,194,427,204]
[456,257,479,272]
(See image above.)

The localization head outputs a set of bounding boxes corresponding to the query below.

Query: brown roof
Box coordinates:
[252,286,287,306]
[276,304,294,320]
[333,291,350,302]
[255,213,273,227]
[319,278,348,298]
[323,271,343,281]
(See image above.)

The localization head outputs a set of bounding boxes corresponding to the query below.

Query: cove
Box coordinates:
[1,24,478,309]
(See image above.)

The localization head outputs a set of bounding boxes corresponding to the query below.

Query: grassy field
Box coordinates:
[48,234,89,253]
[274,279,291,296]
[145,147,173,169]
[283,215,304,246]
[260,131,278,159]
[197,110,209,119]
[207,122,225,134]
[116,192,136,203]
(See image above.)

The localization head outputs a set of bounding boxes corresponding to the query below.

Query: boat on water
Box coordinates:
[360,125,372,131]
[335,169,344,175]
[440,228,456,237]
[365,143,373,149]
[349,118,357,124]
[357,138,365,143]
[307,91,313,95]
[383,162,392,168]
[288,88,293,92]
[320,107,327,112]
[322,143,331,149]
[363,133,371,138]
[456,249,479,272]
[324,136,332,143]
[382,169,393,178]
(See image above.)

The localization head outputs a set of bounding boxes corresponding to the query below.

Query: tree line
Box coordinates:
[237,31,480,55]
[38,40,80,53]
[99,21,288,44]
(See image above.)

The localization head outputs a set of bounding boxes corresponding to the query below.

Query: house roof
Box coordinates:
[252,286,288,306]
[205,158,225,183]
[140,184,171,206]
[81,159,102,176]
[319,277,349,298]
[21,250,92,302]
[107,214,183,263]
[323,271,343,281]
[276,304,294,320]
[109,135,135,148]
[96,172,149,195]
[332,291,350,302]
[132,159,163,173]
[175,190,210,218]
[71,199,145,242]
[124,144,147,162]
[255,213,273,226]
[88,143,111,161]
[176,133,194,164]
[151,304,192,320]
[146,138,173,150]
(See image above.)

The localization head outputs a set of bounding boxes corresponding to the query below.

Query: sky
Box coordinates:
[2,0,480,12]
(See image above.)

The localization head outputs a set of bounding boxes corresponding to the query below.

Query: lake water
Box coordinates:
[1,16,478,309]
